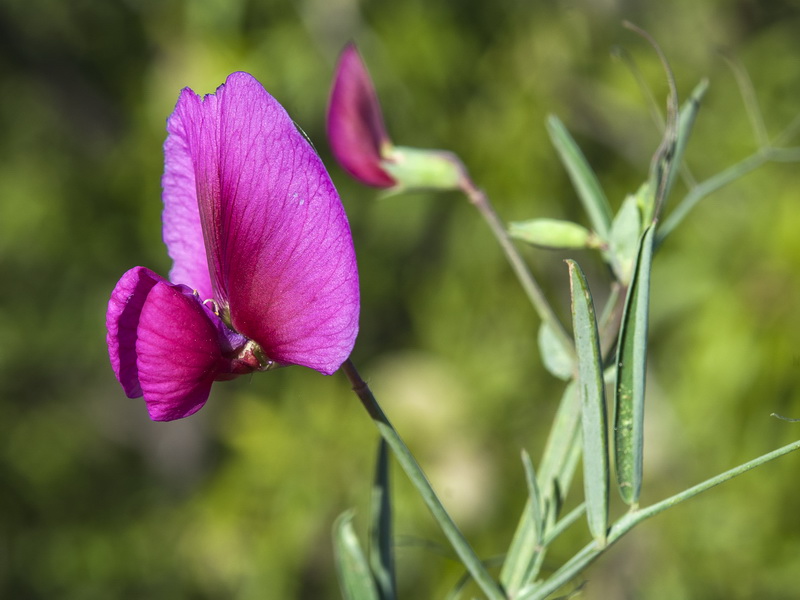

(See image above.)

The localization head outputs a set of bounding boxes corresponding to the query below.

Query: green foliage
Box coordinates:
[368,439,396,600]
[2,1,800,599]
[546,116,613,241]
[613,226,655,507]
[567,261,609,544]
[334,511,380,600]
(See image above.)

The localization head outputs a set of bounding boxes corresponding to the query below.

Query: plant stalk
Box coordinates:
[458,173,575,360]
[342,359,506,600]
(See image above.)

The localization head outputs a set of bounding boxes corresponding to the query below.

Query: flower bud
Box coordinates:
[509,218,596,249]
[327,43,396,187]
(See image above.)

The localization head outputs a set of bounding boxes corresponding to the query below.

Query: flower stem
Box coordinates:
[458,173,575,360]
[519,438,800,600]
[341,359,506,600]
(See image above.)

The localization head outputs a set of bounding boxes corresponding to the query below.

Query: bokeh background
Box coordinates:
[2,0,800,598]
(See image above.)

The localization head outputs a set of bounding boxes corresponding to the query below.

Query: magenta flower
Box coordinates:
[327,42,396,188]
[107,72,360,421]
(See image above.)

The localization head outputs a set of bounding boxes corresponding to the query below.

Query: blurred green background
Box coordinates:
[2,0,800,598]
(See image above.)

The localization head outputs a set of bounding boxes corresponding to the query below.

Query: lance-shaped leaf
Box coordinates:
[614,226,655,506]
[546,115,613,241]
[499,450,546,592]
[501,383,580,595]
[521,450,545,547]
[567,260,609,545]
[369,439,396,600]
[537,382,582,522]
[608,191,643,285]
[334,511,380,600]
[660,79,708,211]
[538,322,575,381]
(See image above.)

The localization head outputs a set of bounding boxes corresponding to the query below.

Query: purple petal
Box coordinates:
[327,43,396,188]
[106,266,238,421]
[169,72,360,375]
[107,266,161,398]
[135,279,230,421]
[162,92,215,300]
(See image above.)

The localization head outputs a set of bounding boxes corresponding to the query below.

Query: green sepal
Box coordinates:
[380,146,463,192]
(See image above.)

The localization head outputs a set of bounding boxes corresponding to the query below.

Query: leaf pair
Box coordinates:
[567,222,654,541]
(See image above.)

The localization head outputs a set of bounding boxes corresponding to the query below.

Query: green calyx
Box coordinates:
[380,146,464,192]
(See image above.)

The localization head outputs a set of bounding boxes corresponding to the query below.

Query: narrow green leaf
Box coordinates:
[613,226,655,506]
[521,450,544,545]
[334,511,380,600]
[501,384,581,595]
[566,260,609,545]
[538,322,575,381]
[369,439,395,600]
[546,115,613,240]
[608,191,643,285]
[537,382,582,521]
[660,79,708,209]
[658,151,771,244]
[500,500,539,593]
[500,451,547,591]
[517,439,800,600]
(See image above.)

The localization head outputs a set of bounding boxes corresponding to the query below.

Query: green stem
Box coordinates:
[341,360,506,600]
[658,149,770,243]
[520,438,800,600]
[522,502,587,588]
[458,174,575,360]
[544,503,586,547]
